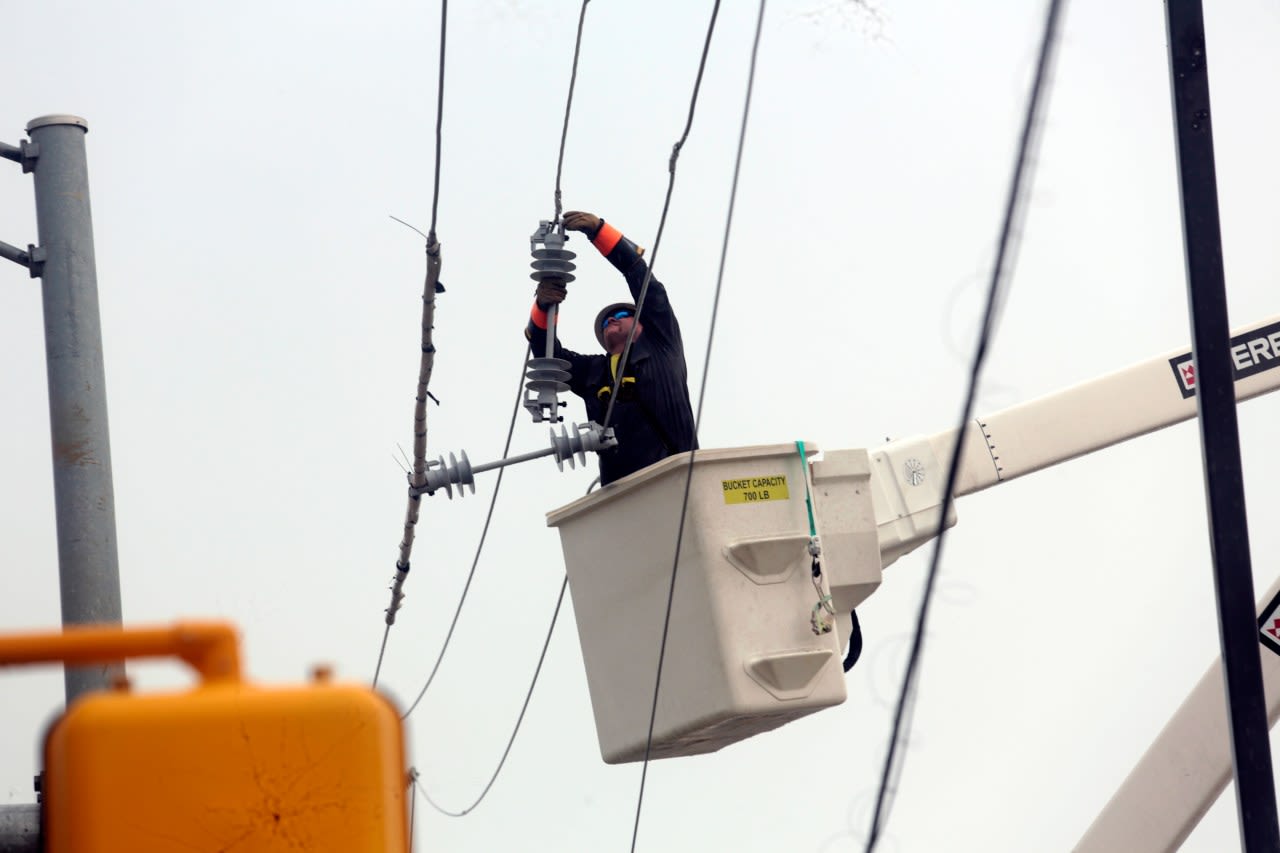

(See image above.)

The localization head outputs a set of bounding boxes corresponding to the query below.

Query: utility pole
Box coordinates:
[2,115,124,701]
[1,115,123,852]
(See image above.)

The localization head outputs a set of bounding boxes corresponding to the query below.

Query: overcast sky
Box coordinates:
[4,1,1280,850]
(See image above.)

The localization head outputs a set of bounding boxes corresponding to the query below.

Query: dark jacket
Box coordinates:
[527,228,697,486]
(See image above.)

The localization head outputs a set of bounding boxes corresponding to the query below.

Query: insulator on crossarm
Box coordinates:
[550,422,617,471]
[420,450,475,499]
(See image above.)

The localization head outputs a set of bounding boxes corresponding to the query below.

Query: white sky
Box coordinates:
[3,1,1280,850]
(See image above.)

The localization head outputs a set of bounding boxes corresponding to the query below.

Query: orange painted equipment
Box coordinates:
[0,621,411,853]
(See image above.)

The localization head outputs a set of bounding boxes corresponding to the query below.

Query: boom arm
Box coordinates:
[945,313,1280,498]
[1073,573,1280,852]
[842,313,1280,849]
[854,314,1280,576]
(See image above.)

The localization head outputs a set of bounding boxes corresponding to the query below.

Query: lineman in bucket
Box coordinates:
[525,210,696,486]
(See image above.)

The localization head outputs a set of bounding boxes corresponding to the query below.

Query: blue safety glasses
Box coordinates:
[601,309,633,330]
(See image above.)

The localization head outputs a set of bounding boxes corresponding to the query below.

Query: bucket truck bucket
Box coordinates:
[547,442,882,763]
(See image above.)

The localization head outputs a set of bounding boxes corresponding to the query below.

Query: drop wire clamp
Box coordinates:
[410,422,617,499]
[524,220,575,423]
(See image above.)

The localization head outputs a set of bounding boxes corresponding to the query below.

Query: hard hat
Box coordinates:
[594,302,637,349]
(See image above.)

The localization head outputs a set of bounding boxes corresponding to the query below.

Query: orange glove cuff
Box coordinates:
[592,222,622,256]
[530,301,549,330]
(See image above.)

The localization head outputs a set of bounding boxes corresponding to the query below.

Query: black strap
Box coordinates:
[842,610,864,672]
[597,369,678,455]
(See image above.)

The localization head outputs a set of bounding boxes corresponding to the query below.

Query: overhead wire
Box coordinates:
[395,0,597,814]
[427,0,447,240]
[600,0,722,435]
[400,0,594,709]
[373,0,450,690]
[554,0,591,223]
[408,769,418,851]
[861,1,1066,849]
[400,348,530,720]
[412,573,570,817]
[629,1,763,850]
[400,0,592,714]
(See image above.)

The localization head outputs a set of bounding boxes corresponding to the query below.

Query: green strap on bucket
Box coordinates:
[795,440,817,537]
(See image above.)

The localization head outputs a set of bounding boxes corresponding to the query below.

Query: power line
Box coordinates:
[398,0,598,799]
[601,0,722,434]
[372,619,394,689]
[413,573,570,817]
[428,0,447,240]
[401,349,529,720]
[862,1,1066,849]
[630,1,764,849]
[373,0,450,689]
[550,1,588,220]
[399,0,596,715]
[408,769,418,852]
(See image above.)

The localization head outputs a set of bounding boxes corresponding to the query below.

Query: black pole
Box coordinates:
[1163,3,1280,849]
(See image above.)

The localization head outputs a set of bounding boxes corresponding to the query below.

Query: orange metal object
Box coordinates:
[0,621,242,684]
[0,621,410,853]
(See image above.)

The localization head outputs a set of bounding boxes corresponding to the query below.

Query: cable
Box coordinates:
[398,0,596,712]
[415,573,569,817]
[550,1,588,220]
[410,474,600,817]
[601,0,722,434]
[397,0,593,731]
[862,1,1066,849]
[373,0,450,689]
[401,346,530,719]
[408,769,418,852]
[629,2,763,849]
[373,621,393,687]
[428,0,447,240]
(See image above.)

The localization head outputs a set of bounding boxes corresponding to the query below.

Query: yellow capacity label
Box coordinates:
[722,475,790,505]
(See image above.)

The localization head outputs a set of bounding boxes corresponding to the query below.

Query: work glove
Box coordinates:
[563,210,602,239]
[536,279,567,308]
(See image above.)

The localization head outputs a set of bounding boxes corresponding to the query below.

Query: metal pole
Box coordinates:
[1162,5,1280,849]
[26,114,124,703]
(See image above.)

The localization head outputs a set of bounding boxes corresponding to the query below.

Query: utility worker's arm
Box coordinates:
[563,211,681,348]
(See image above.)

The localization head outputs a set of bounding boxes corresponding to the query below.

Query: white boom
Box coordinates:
[855,314,1280,581]
[858,312,1280,851]
[1073,574,1280,852]
[871,313,1280,522]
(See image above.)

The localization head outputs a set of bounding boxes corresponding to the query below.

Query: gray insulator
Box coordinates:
[525,358,571,390]
[530,248,577,283]
[525,221,578,424]
[525,356,572,422]
[421,450,475,498]
[550,422,618,471]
